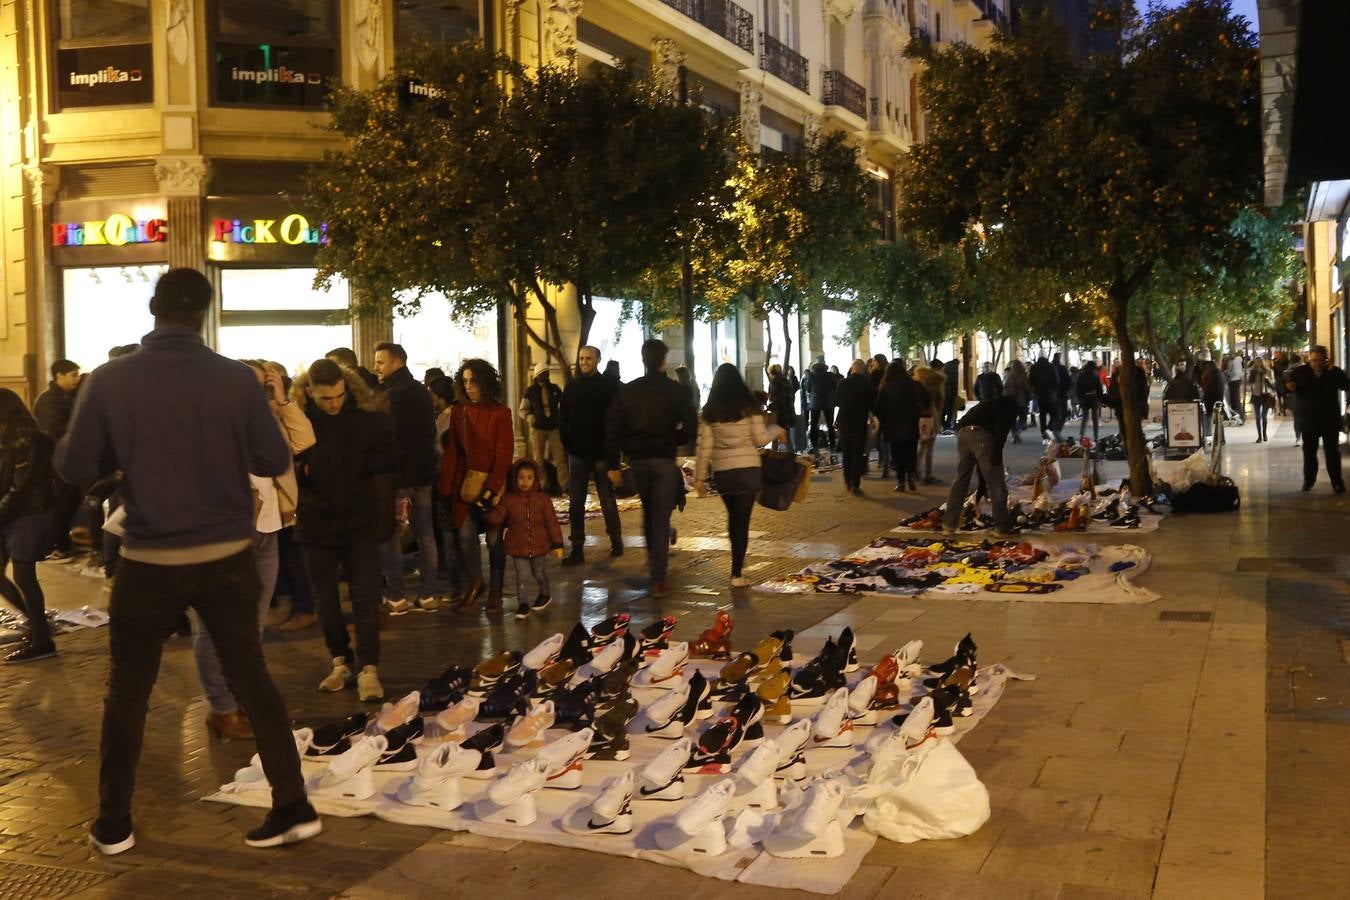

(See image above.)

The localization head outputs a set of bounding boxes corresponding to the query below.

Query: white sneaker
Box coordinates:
[416,741,482,781]
[488,758,549,806]
[428,696,481,741]
[893,639,924,675]
[375,691,421,733]
[583,638,624,677]
[382,598,412,614]
[668,779,734,838]
[796,779,846,837]
[847,675,879,725]
[645,641,689,685]
[638,737,691,801]
[644,679,690,734]
[326,734,387,783]
[536,728,593,789]
[318,657,351,692]
[358,666,384,702]
[523,633,565,670]
[587,770,635,833]
[505,700,556,748]
[772,719,812,781]
[897,695,936,747]
[810,687,854,749]
[735,740,780,788]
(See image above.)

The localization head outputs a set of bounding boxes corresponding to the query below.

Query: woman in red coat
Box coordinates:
[439,359,513,611]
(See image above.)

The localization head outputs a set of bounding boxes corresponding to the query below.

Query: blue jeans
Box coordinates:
[379,484,440,601]
[629,457,682,582]
[567,455,622,548]
[190,531,279,715]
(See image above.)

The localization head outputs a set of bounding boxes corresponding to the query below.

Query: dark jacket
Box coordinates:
[0,431,56,528]
[1163,373,1201,403]
[833,372,875,433]
[876,374,928,443]
[524,378,564,431]
[380,366,437,488]
[294,370,399,546]
[767,374,797,427]
[55,326,290,552]
[1029,359,1058,401]
[804,363,836,411]
[957,395,1020,465]
[560,371,618,463]
[605,372,698,468]
[1201,362,1226,406]
[1288,365,1350,433]
[1076,369,1103,407]
[1054,362,1072,399]
[942,360,960,401]
[33,385,76,440]
[975,372,1003,402]
[486,464,564,558]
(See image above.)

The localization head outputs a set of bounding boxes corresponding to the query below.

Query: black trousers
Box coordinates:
[51,479,82,552]
[303,538,382,669]
[838,426,867,488]
[891,438,919,482]
[1302,430,1344,488]
[808,408,836,450]
[719,492,756,577]
[98,549,306,830]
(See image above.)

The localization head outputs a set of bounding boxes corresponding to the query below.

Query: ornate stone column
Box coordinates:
[651,37,685,99]
[155,156,211,271]
[541,0,584,66]
[737,78,763,151]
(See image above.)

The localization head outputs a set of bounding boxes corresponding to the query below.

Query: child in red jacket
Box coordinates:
[487,459,564,619]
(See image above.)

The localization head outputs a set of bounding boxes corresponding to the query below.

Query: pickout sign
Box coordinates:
[49,200,171,267]
[206,198,328,263]
[52,214,166,247]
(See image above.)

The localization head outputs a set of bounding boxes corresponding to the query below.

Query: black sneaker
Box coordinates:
[1335,483,1346,495]
[532,594,552,612]
[514,602,530,621]
[89,817,135,856]
[1302,482,1314,492]
[244,802,322,848]
[561,549,584,568]
[609,539,624,558]
[5,641,57,663]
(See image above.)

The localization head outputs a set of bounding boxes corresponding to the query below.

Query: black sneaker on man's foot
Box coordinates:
[514,602,530,621]
[1302,482,1314,492]
[1334,483,1346,495]
[561,549,584,568]
[532,594,552,612]
[89,817,135,856]
[609,539,624,558]
[244,802,322,848]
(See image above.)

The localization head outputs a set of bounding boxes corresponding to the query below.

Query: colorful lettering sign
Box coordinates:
[211,214,327,246]
[52,214,167,247]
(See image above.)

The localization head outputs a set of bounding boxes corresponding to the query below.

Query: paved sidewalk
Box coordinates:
[0,413,1344,899]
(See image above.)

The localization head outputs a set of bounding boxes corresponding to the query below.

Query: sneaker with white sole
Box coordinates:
[374,719,423,771]
[523,633,565,670]
[642,641,689,686]
[585,771,635,834]
[847,675,879,726]
[535,728,593,789]
[382,598,412,614]
[488,758,550,806]
[374,691,422,733]
[358,665,384,702]
[326,734,387,782]
[244,802,323,848]
[735,740,781,788]
[657,779,734,847]
[505,700,556,748]
[581,637,625,678]
[89,818,135,856]
[644,679,690,737]
[318,657,352,692]
[425,696,480,742]
[810,687,855,749]
[772,719,812,781]
[638,738,691,801]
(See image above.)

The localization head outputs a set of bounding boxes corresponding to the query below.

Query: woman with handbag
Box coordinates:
[876,360,928,492]
[1247,357,1276,443]
[439,359,513,612]
[693,364,785,588]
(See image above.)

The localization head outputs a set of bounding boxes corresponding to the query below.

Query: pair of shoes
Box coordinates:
[514,602,531,621]
[850,486,864,497]
[278,612,316,632]
[906,476,918,491]
[650,581,672,599]
[4,641,57,663]
[730,576,750,589]
[532,594,552,612]
[561,548,584,568]
[893,483,906,493]
[206,710,254,741]
[358,666,384,702]
[245,802,323,848]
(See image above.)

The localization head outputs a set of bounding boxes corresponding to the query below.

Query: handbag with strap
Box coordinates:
[455,408,494,504]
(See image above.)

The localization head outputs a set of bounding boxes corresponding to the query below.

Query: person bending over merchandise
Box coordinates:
[486,459,563,620]
[941,395,1021,537]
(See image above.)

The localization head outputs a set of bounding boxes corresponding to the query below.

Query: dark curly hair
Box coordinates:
[455,358,501,404]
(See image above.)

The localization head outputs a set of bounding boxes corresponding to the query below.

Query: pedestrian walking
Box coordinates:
[1226,353,1246,424]
[33,359,82,563]
[975,362,1003,402]
[942,358,961,431]
[559,345,623,565]
[1029,356,1060,440]
[293,358,398,702]
[876,359,928,493]
[941,395,1020,537]
[0,389,57,663]
[1076,361,1103,442]
[373,341,444,612]
[440,359,513,611]
[193,359,315,741]
[1285,346,1348,493]
[674,365,700,456]
[486,459,563,619]
[55,268,320,854]
[519,362,569,493]
[915,359,946,478]
[1247,357,1276,443]
[1201,358,1226,441]
[1053,353,1073,427]
[1003,359,1031,444]
[868,354,891,477]
[803,356,837,451]
[605,339,696,598]
[1285,353,1304,444]
[693,363,785,586]
[833,360,875,496]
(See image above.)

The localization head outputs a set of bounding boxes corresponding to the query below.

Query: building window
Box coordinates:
[216,268,353,374]
[210,0,339,108]
[51,0,154,110]
[395,0,483,54]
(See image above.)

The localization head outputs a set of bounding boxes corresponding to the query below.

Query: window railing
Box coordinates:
[658,0,755,53]
[821,69,867,118]
[909,23,931,46]
[760,32,809,92]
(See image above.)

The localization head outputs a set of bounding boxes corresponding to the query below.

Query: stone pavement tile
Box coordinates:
[876,865,1059,900]
[978,826,1161,894]
[991,725,1125,760]
[993,786,1098,832]
[1067,697,1194,734]
[1034,756,1179,801]
[1086,791,1172,841]
[1157,814,1264,872]
[1115,730,1188,763]
[1054,885,1151,900]
[1152,863,1261,900]
[863,822,1005,874]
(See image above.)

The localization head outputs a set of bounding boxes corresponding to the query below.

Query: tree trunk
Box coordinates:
[782,311,794,377]
[1110,286,1153,496]
[1143,300,1168,379]
[577,282,597,372]
[681,254,696,379]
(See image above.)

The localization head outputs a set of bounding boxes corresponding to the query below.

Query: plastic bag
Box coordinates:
[858,738,990,843]
[1170,449,1210,492]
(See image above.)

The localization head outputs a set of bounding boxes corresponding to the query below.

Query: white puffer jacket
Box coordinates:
[694,414,782,482]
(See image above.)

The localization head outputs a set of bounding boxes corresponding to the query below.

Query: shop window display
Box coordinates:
[217,268,352,374]
[392,291,500,380]
[62,265,163,370]
[56,0,149,40]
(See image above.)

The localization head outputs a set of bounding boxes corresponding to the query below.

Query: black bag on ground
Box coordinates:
[1170,476,1240,514]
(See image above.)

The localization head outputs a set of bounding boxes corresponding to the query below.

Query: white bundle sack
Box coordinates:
[856,738,990,844]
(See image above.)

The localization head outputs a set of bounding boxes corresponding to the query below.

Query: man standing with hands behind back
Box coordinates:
[56,268,319,856]
[1286,345,1348,494]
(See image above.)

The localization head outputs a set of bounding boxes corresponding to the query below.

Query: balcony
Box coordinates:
[760,32,809,93]
[822,69,867,118]
[909,23,931,47]
[658,0,755,53]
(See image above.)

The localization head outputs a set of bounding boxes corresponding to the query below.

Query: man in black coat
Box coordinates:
[833,360,875,496]
[1286,346,1349,493]
[975,363,1003,402]
[373,341,441,610]
[803,357,837,451]
[1052,353,1073,427]
[560,345,623,565]
[1029,356,1061,440]
[942,358,961,430]
[34,359,83,561]
[942,395,1020,536]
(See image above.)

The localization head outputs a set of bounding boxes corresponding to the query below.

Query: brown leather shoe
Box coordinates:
[485,585,504,612]
[650,581,672,599]
[206,710,254,741]
[277,612,316,632]
[457,580,483,612]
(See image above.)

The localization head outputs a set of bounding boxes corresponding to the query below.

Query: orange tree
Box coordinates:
[898,0,1259,493]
